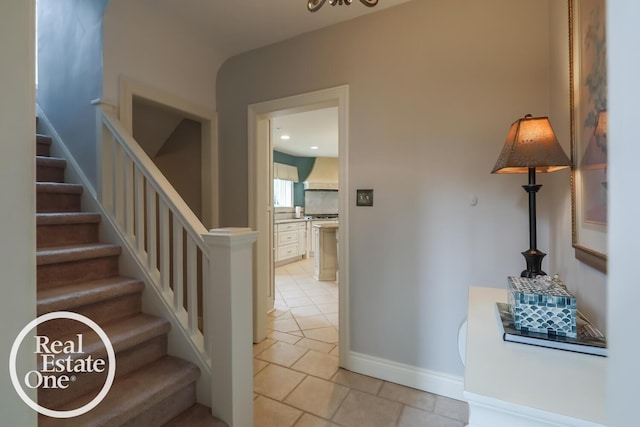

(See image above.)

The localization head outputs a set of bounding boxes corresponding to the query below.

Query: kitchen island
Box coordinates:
[313,222,338,281]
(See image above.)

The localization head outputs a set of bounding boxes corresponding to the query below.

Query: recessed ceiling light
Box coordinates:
[280,135,290,140]
[310,146,319,150]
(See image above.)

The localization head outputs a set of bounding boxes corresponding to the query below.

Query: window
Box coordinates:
[274,179,294,207]
[273,162,298,208]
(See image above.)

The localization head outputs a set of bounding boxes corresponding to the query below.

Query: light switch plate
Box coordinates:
[356,189,373,206]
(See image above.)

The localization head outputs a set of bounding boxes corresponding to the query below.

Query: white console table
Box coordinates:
[464,287,606,427]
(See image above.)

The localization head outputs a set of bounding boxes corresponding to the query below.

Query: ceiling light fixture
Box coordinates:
[280,135,291,140]
[310,146,319,150]
[308,0,378,13]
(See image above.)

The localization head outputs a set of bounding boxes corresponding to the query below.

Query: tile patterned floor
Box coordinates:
[253,258,469,427]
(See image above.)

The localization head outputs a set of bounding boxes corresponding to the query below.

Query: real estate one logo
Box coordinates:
[9,311,116,418]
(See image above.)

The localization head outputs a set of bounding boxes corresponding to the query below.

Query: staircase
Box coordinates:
[35,133,226,426]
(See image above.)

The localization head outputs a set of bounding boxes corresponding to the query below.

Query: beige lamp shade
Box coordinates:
[491,114,571,174]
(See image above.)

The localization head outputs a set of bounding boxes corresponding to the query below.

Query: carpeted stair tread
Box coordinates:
[37,212,102,248]
[39,356,200,427]
[37,133,52,144]
[84,314,170,356]
[37,182,83,213]
[37,134,52,156]
[36,155,67,182]
[39,313,170,367]
[37,181,83,194]
[37,243,122,266]
[163,404,228,427]
[37,212,101,226]
[37,276,144,315]
[36,155,66,168]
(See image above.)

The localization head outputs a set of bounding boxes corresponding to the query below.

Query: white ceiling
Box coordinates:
[272,107,339,158]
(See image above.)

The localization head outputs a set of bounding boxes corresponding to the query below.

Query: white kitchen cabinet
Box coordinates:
[274,220,306,266]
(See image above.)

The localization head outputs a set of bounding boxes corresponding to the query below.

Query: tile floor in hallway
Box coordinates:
[253,258,469,427]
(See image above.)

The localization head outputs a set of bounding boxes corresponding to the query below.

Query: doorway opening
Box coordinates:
[248,86,350,367]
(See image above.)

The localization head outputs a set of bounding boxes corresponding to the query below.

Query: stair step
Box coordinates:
[163,404,228,427]
[39,314,171,410]
[37,276,144,339]
[39,356,200,427]
[38,276,143,314]
[37,243,121,265]
[37,212,101,248]
[37,134,52,156]
[36,156,67,183]
[37,212,101,226]
[37,182,83,213]
[37,243,122,289]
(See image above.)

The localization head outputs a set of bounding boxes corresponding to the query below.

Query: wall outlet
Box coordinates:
[356,189,373,206]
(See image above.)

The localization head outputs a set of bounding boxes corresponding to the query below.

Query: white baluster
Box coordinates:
[124,155,135,239]
[113,142,124,227]
[147,180,158,275]
[159,202,170,292]
[173,221,184,311]
[134,167,145,255]
[187,239,198,332]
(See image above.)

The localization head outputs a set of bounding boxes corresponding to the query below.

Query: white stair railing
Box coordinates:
[97,107,257,427]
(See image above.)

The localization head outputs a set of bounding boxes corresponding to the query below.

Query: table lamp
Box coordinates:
[492,114,571,278]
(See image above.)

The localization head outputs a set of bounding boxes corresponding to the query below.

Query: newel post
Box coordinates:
[202,227,258,427]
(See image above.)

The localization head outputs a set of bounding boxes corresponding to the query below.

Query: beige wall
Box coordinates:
[154,119,203,220]
[132,100,184,158]
[0,1,37,424]
[103,0,222,111]
[217,0,551,378]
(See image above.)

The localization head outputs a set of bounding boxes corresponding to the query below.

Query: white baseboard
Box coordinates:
[345,350,465,402]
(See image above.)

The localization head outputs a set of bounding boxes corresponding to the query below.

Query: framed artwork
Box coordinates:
[570,0,607,273]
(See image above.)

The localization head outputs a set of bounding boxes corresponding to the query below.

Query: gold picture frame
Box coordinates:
[569,0,607,273]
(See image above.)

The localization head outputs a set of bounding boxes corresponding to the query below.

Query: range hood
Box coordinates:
[304,157,339,190]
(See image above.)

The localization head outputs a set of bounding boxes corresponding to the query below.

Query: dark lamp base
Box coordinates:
[521,249,547,278]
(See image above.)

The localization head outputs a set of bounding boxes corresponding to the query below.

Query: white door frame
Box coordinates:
[118,76,219,229]
[248,86,350,366]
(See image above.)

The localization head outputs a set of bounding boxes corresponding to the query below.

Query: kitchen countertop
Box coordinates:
[275,218,339,224]
[313,222,338,229]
